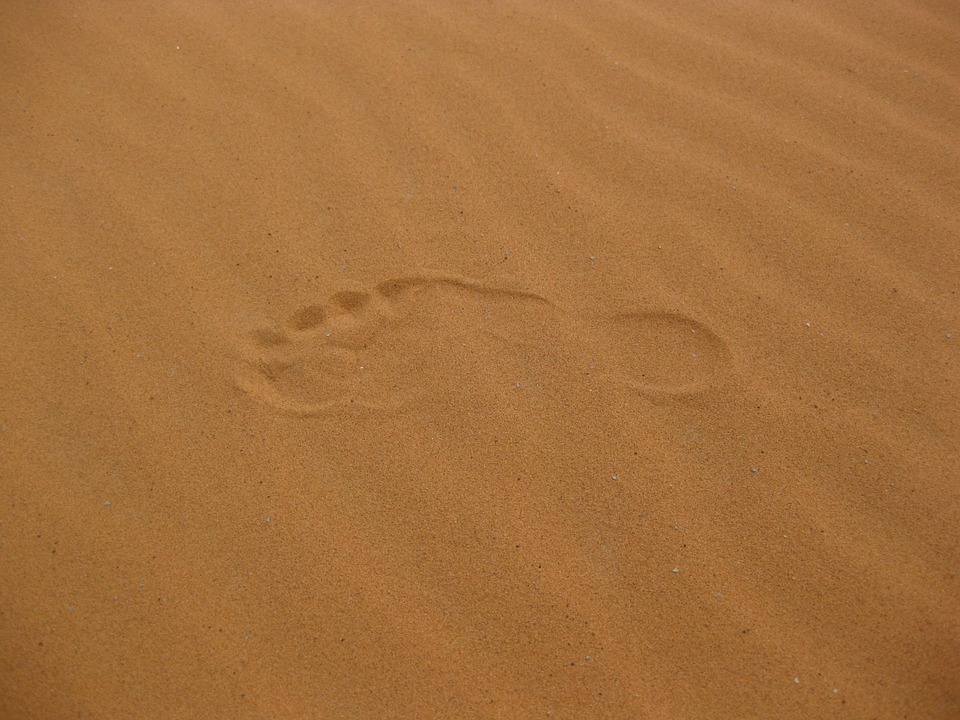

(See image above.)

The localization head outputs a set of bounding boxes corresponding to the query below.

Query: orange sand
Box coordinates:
[1,1,958,717]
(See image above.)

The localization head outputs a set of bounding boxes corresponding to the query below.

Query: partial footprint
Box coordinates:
[236,286,391,415]
[593,311,732,399]
[235,274,557,415]
[236,273,733,415]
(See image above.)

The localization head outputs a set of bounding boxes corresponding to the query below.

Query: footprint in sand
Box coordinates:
[235,272,733,415]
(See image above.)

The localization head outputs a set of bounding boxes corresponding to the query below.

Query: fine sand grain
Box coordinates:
[1,1,958,718]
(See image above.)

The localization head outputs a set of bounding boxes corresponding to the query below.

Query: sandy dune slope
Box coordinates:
[1,1,958,717]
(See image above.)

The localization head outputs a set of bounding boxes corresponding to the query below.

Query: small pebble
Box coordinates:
[671,567,679,573]
[751,468,759,473]
[103,501,111,507]
[794,677,800,684]
[265,517,271,524]
[611,474,618,481]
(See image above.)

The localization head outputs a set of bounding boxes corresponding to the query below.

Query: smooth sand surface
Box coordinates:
[2,1,958,717]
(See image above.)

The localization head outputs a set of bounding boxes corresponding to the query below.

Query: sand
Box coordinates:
[1,1,958,717]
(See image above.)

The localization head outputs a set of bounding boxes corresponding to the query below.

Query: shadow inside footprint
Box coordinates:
[288,305,326,331]
[330,290,370,312]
